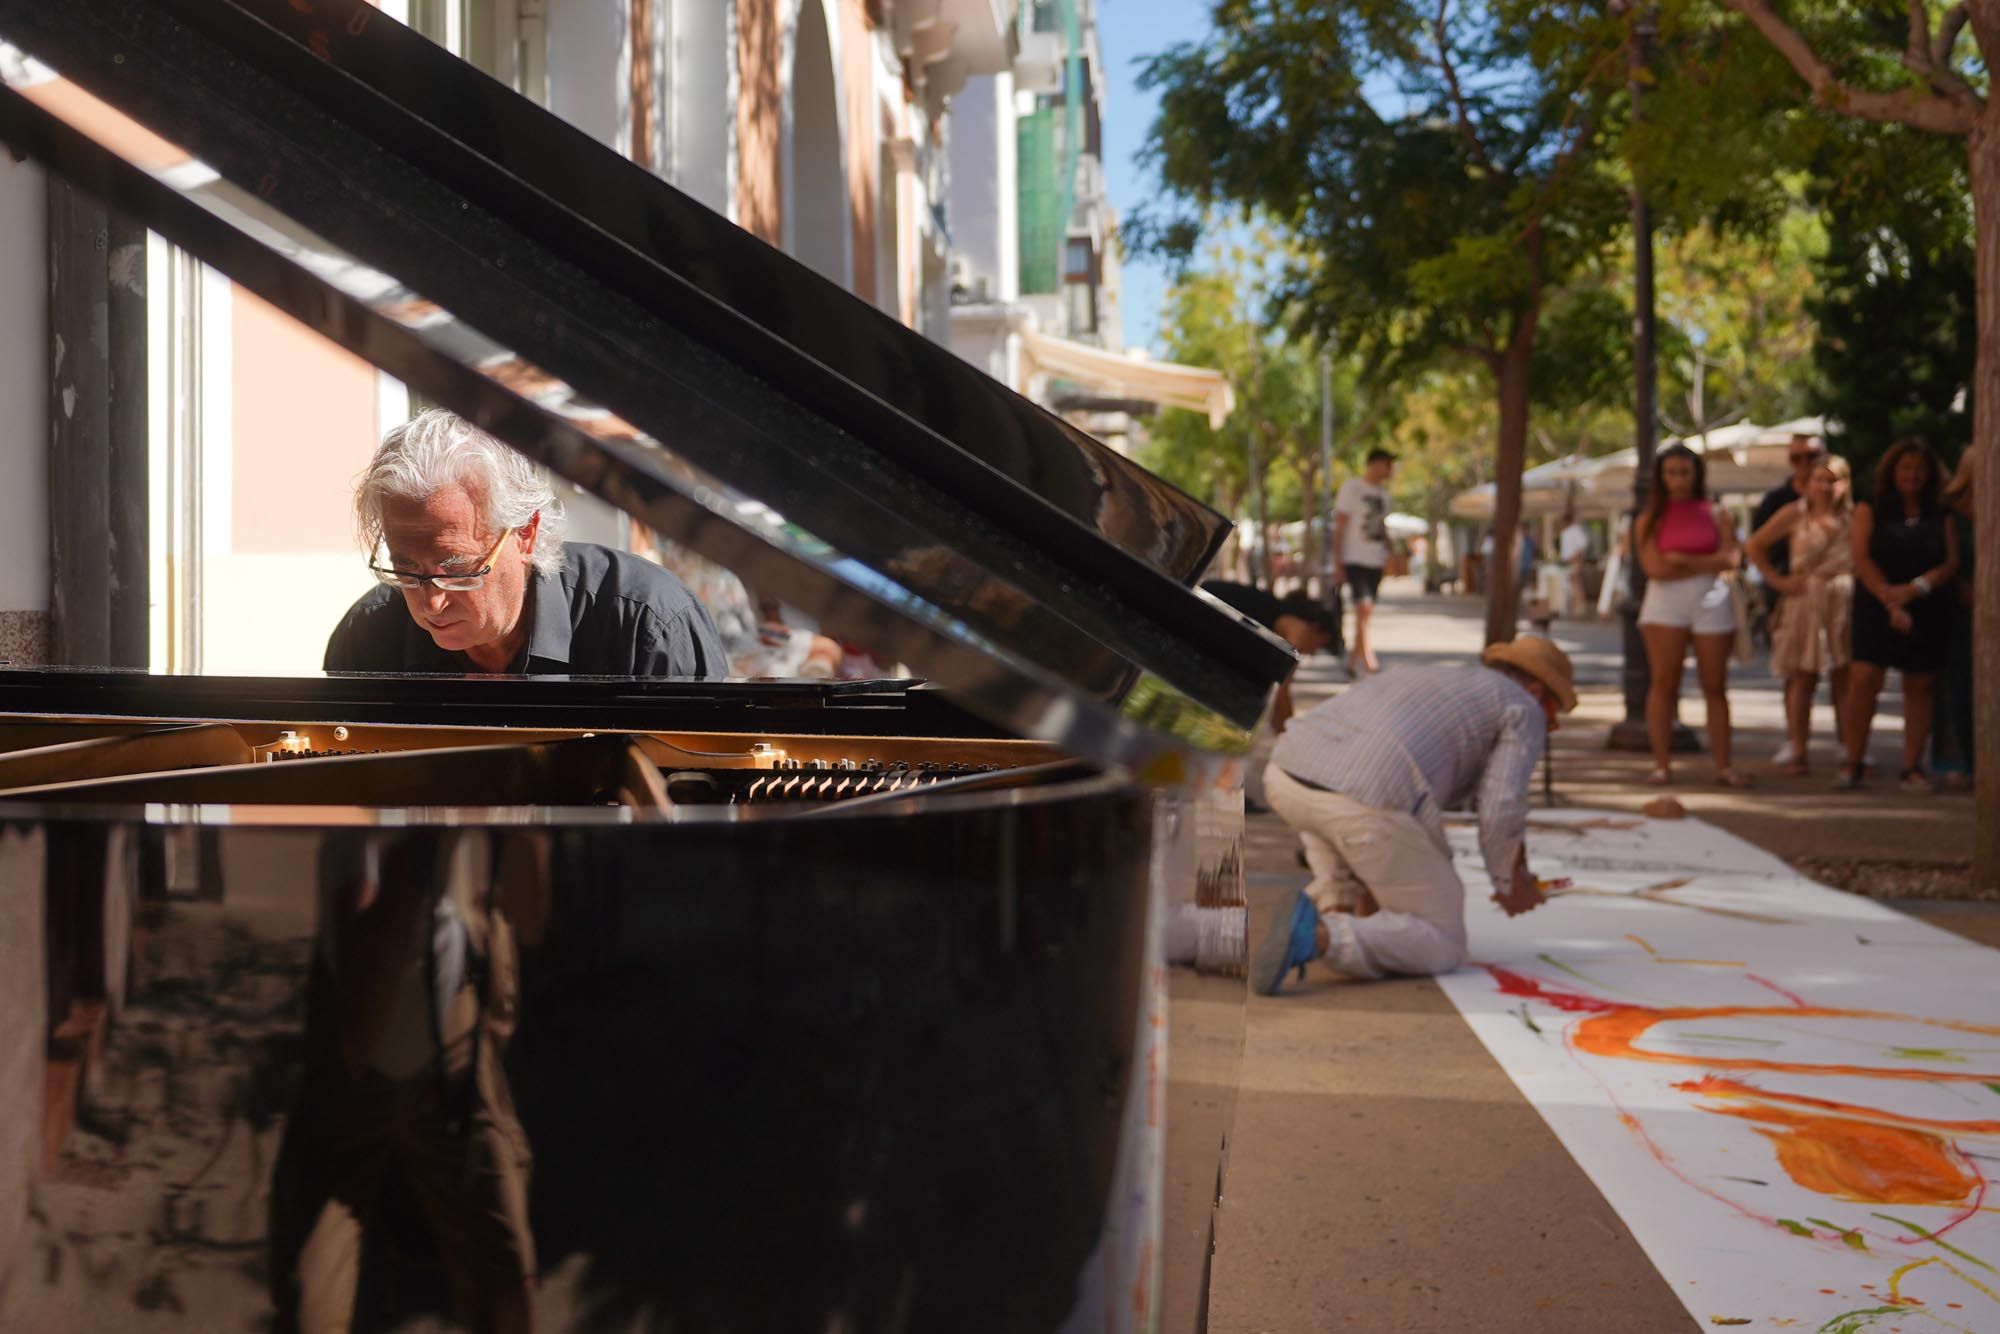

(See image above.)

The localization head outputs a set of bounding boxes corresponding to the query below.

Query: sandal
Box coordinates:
[1715,769,1756,789]
[1830,764,1862,791]
[1645,768,1672,786]
[1899,768,1935,796]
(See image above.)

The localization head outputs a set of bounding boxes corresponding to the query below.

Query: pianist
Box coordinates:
[324,409,726,677]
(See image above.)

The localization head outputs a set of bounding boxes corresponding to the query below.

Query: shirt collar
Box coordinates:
[516,560,572,670]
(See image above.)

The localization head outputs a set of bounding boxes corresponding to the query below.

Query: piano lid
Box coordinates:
[0,0,1294,772]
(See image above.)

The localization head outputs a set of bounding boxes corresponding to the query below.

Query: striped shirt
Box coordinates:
[1270,664,1545,891]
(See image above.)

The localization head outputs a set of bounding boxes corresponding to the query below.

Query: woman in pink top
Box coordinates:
[1634,444,1750,786]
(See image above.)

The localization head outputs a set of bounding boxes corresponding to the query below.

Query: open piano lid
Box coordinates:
[0,0,1293,775]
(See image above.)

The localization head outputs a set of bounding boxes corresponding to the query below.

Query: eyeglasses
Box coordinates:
[371,528,515,591]
[1789,450,1823,464]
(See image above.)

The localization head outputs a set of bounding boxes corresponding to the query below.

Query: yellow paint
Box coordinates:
[1626,934,1746,968]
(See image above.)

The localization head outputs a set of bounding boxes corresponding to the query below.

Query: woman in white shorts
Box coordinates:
[1635,444,1750,787]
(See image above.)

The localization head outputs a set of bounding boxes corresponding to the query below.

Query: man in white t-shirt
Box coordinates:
[1558,511,1591,617]
[1332,449,1395,674]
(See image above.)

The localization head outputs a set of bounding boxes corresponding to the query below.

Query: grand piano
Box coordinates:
[0,2,1295,1329]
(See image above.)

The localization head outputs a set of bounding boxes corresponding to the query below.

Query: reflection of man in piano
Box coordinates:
[270,832,547,1333]
[324,409,726,676]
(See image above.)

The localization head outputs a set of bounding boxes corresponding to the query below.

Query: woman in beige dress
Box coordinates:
[1746,456,1854,775]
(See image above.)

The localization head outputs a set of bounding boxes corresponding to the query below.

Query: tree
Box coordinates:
[1129,0,1633,644]
[1807,127,1974,485]
[1706,0,1997,889]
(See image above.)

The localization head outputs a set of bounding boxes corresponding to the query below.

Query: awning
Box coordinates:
[1020,330,1235,429]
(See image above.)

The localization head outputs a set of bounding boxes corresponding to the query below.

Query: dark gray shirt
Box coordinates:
[323,542,726,677]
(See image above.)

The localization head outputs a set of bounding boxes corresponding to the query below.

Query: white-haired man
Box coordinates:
[326,409,725,676]
[1252,638,1577,989]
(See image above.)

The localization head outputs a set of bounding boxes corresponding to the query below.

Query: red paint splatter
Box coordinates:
[1745,973,1811,1007]
[1486,966,1622,1013]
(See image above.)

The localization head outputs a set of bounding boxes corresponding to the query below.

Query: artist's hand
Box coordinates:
[1889,606,1914,634]
[1492,860,1547,917]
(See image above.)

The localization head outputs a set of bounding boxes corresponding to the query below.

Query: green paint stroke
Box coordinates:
[1889,1046,1967,1062]
[1872,1213,1999,1275]
[1777,1218,1813,1236]
[1986,1081,2000,1097]
[1537,953,1604,988]
[1517,1003,1543,1037]
[1807,1218,1868,1251]
[1816,1307,1906,1334]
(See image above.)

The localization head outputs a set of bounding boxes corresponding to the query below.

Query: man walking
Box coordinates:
[1251,638,1576,989]
[1332,449,1396,675]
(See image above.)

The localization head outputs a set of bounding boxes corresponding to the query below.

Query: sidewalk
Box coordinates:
[1294,577,1976,891]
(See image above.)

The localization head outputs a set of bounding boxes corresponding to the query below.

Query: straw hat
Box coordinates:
[1482,637,1578,713]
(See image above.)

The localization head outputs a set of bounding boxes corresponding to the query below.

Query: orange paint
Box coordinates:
[1675,1075,2000,1139]
[1693,1102,1979,1206]
[1571,1004,2000,1084]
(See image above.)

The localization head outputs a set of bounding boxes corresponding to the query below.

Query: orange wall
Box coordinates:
[842,0,876,302]
[736,0,783,244]
[230,290,378,554]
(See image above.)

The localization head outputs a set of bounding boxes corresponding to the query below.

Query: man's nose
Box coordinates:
[420,583,453,613]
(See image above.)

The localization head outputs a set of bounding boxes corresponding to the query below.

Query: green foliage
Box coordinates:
[1806,126,1974,491]
[1139,232,1385,581]
[1127,0,1630,374]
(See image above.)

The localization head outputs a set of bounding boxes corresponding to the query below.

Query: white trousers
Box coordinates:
[1263,765,1469,978]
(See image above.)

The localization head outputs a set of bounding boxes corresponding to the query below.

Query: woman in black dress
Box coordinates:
[1838,438,1961,792]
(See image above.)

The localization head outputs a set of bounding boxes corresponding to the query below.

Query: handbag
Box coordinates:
[1725,572,1755,665]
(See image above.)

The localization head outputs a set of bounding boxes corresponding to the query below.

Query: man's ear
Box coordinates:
[517,510,541,557]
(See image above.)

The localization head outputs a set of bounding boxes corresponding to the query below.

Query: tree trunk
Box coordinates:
[1971,118,2000,895]
[1484,319,1539,645]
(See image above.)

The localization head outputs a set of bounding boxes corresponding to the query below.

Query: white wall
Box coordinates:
[785,0,850,285]
[945,73,1018,304]
[669,0,733,214]
[0,157,46,614]
[548,0,629,153]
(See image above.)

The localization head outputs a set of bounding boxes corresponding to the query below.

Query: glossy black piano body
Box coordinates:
[0,3,1293,1329]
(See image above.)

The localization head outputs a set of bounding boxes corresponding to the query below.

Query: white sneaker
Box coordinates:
[1771,741,1800,768]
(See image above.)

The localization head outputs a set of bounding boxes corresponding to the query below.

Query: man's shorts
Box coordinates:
[1344,564,1384,605]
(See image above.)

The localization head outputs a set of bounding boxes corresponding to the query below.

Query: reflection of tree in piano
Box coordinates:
[3,907,311,1328]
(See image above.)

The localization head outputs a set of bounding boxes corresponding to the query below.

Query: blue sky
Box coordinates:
[1096,0,1214,356]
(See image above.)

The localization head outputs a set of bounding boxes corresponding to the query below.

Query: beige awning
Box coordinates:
[1019,330,1235,428]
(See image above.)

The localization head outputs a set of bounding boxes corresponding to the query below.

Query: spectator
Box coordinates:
[1634,444,1750,787]
[1839,438,1960,793]
[1745,455,1854,776]
[1200,581,1338,732]
[1931,449,1977,791]
[1332,449,1395,676]
[1559,511,1591,616]
[1755,433,1825,766]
